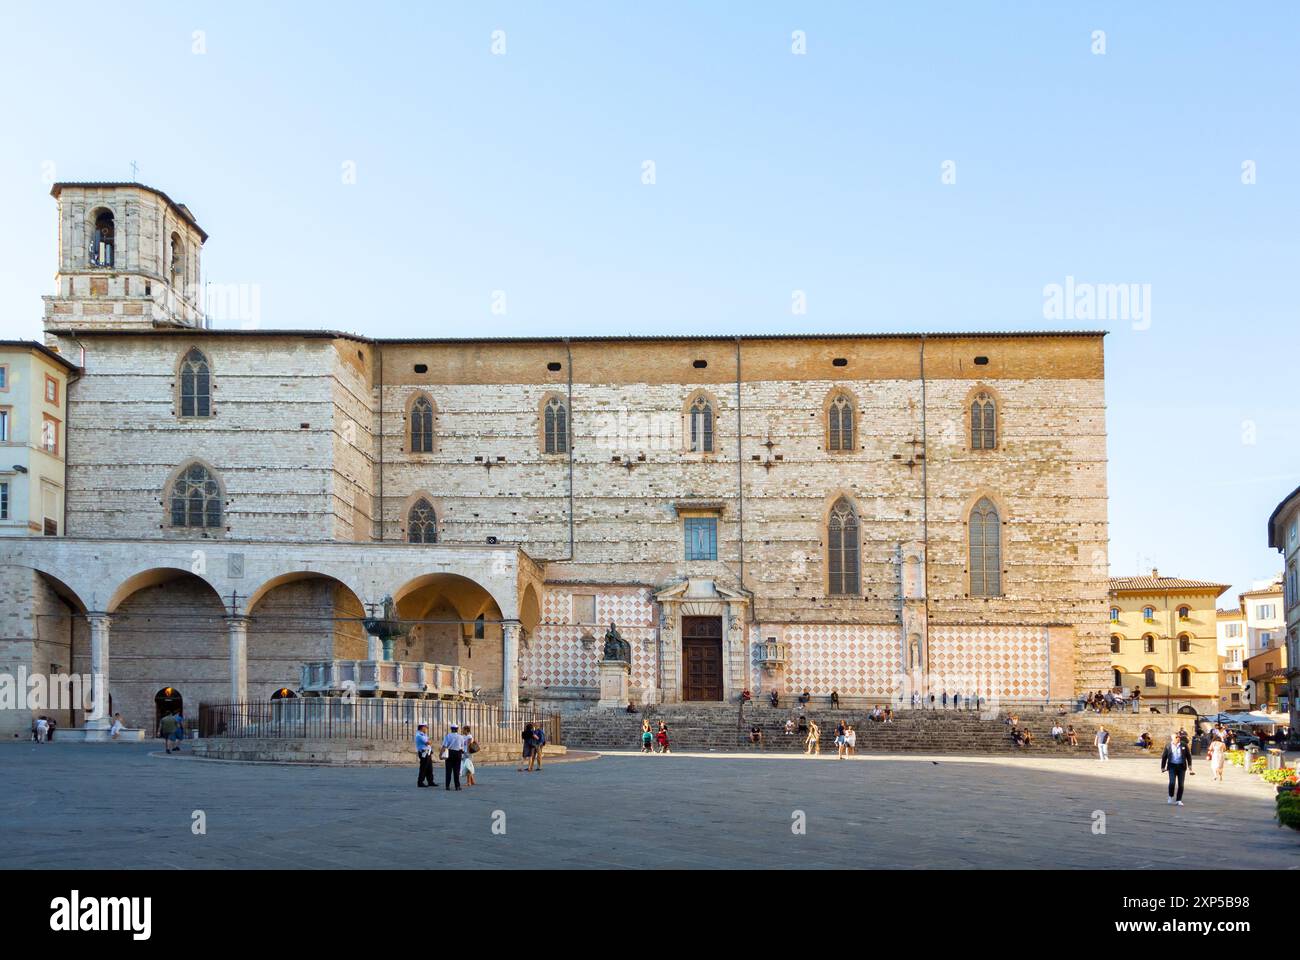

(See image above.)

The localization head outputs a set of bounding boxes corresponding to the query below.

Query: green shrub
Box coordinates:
[1276,793,1300,831]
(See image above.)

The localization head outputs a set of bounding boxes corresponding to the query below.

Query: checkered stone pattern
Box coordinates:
[760,624,904,696]
[523,588,657,690]
[928,625,1047,700]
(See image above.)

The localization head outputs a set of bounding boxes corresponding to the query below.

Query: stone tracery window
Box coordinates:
[543,396,568,454]
[968,496,1002,596]
[970,392,997,450]
[169,462,222,529]
[179,349,212,418]
[689,395,714,453]
[407,498,437,543]
[827,393,854,452]
[409,395,434,453]
[827,497,860,595]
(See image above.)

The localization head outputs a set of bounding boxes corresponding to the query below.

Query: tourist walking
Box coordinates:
[641,719,654,753]
[845,724,856,756]
[1207,736,1226,782]
[518,722,535,771]
[442,723,465,790]
[1161,733,1192,805]
[532,723,547,770]
[415,723,435,788]
[461,725,477,786]
[835,722,847,759]
[1094,725,1110,761]
[158,711,179,753]
[805,719,821,755]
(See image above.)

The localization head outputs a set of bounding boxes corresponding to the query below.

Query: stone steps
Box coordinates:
[562,705,1171,756]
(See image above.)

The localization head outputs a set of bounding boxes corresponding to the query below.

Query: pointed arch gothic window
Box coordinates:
[689,395,714,453]
[827,497,860,595]
[169,462,222,529]
[408,498,437,543]
[410,396,434,453]
[970,392,997,449]
[968,497,1002,596]
[179,349,212,418]
[827,393,854,452]
[543,397,568,454]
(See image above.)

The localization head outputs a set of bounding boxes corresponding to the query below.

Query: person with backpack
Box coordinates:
[1094,725,1110,761]
[158,711,179,753]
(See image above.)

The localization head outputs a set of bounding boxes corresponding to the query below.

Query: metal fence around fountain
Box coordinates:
[198,699,561,748]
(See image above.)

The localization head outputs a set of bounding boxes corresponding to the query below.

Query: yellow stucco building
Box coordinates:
[0,340,78,537]
[1109,571,1228,715]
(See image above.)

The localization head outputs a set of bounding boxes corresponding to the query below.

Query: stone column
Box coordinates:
[85,613,112,728]
[502,623,520,712]
[226,615,250,703]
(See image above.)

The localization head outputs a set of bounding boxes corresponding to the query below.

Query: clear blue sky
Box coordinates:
[2,1,1296,599]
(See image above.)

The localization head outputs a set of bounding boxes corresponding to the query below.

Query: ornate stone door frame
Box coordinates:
[654,578,749,703]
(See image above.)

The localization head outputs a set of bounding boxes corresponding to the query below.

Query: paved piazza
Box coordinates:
[1,744,1295,869]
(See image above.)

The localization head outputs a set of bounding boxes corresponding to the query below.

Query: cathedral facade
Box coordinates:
[0,182,1109,737]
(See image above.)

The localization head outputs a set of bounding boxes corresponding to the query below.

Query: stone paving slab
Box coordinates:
[0,743,1295,869]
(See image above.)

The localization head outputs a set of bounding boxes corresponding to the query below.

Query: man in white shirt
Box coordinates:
[34,717,49,744]
[442,723,466,791]
[415,723,434,789]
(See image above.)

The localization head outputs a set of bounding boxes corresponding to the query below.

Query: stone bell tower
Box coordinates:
[42,181,208,332]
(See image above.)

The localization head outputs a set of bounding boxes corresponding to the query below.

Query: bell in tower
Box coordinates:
[43,181,208,333]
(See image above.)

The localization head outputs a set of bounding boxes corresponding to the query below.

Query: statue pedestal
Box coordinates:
[597,660,630,709]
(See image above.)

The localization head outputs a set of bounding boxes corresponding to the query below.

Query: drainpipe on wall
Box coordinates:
[565,337,574,561]
[734,337,746,591]
[920,335,931,687]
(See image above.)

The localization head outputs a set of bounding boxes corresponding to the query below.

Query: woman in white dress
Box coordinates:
[461,725,477,787]
[1208,737,1226,781]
